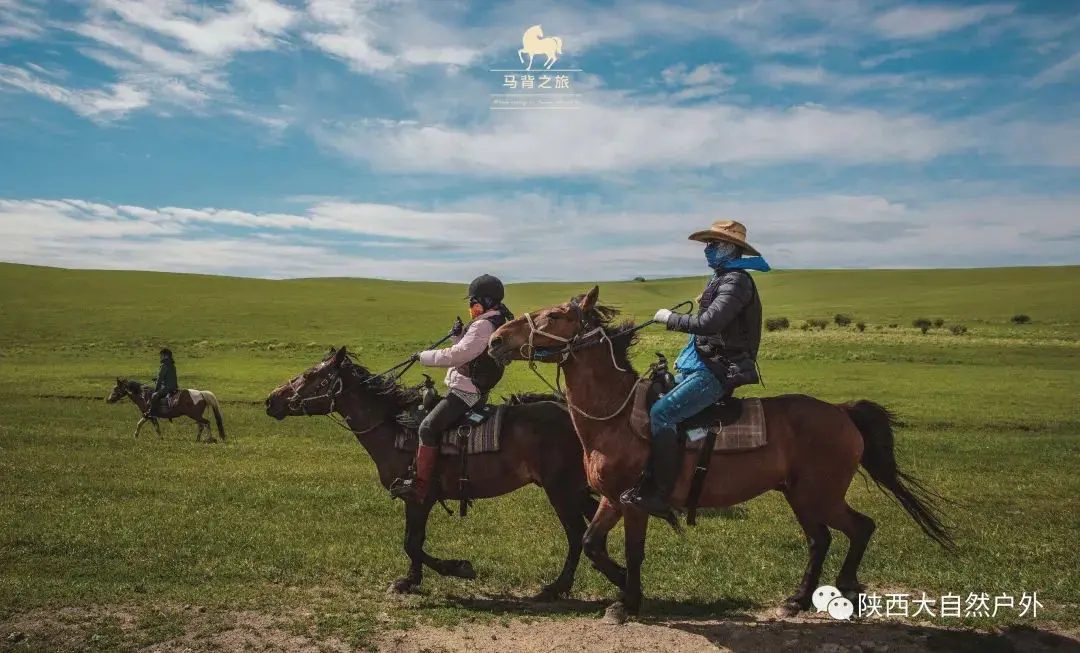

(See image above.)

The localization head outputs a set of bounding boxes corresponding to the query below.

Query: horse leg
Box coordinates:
[133,418,146,439]
[406,497,476,582]
[583,496,626,591]
[152,418,162,439]
[781,490,832,615]
[605,508,648,624]
[391,499,434,594]
[828,504,877,601]
[534,485,590,601]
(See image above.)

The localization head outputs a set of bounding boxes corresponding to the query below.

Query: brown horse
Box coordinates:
[488,286,956,623]
[107,378,226,442]
[263,346,601,598]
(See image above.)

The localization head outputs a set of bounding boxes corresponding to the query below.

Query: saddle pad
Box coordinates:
[686,398,767,452]
[393,405,507,455]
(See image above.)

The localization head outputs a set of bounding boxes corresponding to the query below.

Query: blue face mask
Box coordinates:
[705,241,739,269]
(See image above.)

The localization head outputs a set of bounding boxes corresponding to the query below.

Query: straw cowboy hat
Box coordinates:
[687,219,761,256]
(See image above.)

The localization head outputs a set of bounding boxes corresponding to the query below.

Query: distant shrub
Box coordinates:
[766,317,790,332]
[807,318,828,330]
[834,313,853,327]
[933,318,945,328]
[1012,314,1031,324]
[633,276,646,283]
[856,321,866,332]
[912,318,932,334]
[950,324,968,335]
[800,321,811,331]
[888,323,898,329]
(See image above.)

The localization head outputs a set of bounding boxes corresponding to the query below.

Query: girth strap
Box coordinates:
[457,425,473,517]
[686,429,718,526]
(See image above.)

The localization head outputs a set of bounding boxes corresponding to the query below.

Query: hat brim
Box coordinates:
[688,230,761,256]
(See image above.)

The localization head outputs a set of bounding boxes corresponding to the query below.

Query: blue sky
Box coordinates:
[0,0,1078,282]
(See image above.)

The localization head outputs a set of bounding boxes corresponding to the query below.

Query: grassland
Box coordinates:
[1,262,1079,651]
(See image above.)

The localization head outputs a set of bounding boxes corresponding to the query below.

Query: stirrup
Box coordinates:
[389,477,419,500]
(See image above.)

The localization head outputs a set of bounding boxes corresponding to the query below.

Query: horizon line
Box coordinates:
[2,260,1078,285]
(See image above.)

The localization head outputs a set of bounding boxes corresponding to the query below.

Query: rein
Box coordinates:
[520,299,693,421]
[288,367,385,436]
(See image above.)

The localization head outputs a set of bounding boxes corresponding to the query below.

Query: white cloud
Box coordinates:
[0,0,296,121]
[0,64,150,121]
[0,0,45,40]
[1031,51,1080,88]
[2,192,1077,282]
[860,49,918,69]
[874,4,1015,39]
[756,63,981,93]
[661,63,735,101]
[321,94,972,176]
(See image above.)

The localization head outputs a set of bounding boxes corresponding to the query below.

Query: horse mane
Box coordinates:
[584,301,639,374]
[505,392,565,405]
[342,360,422,409]
[122,379,147,394]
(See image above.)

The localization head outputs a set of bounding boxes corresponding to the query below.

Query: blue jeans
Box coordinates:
[649,370,724,439]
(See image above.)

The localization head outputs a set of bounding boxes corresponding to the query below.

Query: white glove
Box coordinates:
[653,308,673,323]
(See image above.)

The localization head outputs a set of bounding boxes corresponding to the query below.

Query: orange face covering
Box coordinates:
[470,303,484,318]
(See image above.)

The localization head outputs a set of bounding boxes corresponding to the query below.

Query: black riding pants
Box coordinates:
[149,390,169,415]
[418,394,470,447]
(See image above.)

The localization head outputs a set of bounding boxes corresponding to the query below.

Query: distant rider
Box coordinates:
[145,348,179,420]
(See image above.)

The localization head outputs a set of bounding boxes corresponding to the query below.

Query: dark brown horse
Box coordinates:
[488,286,956,622]
[264,346,600,598]
[107,378,226,442]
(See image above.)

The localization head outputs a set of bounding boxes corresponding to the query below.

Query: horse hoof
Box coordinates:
[602,602,628,625]
[388,577,421,595]
[533,585,568,602]
[780,600,803,617]
[448,560,476,580]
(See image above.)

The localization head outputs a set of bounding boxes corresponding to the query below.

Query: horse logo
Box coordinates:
[519,24,562,71]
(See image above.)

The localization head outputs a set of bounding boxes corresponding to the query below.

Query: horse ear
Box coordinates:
[579,285,600,313]
[332,346,348,367]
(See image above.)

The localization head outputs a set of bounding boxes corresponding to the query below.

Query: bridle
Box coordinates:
[518,298,691,421]
[286,363,384,436]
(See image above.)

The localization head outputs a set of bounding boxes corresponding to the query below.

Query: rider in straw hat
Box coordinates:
[622,219,772,518]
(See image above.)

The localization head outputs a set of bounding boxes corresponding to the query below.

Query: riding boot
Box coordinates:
[622,431,682,518]
[391,444,439,502]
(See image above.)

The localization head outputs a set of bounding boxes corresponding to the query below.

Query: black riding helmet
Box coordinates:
[160,348,173,360]
[466,274,505,310]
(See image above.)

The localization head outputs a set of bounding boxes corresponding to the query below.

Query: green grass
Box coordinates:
[1,262,1079,650]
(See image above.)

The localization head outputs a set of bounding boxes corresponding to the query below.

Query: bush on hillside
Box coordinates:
[912,318,932,334]
[950,324,968,335]
[888,323,899,329]
[933,318,945,328]
[766,317,790,332]
[1012,314,1031,324]
[856,321,866,332]
[633,276,646,283]
[800,321,811,331]
[834,313,853,327]
[807,318,828,330]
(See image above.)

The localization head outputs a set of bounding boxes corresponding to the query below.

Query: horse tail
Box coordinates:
[203,391,226,440]
[553,36,563,54]
[844,399,957,553]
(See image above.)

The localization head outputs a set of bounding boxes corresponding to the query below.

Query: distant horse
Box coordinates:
[489,286,957,623]
[107,377,226,443]
[519,24,562,70]
[264,346,600,598]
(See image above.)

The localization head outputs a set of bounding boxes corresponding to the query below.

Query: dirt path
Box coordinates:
[375,612,1080,653]
[4,605,1079,652]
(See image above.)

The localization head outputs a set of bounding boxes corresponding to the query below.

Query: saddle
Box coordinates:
[145,389,181,418]
[392,376,507,517]
[630,354,767,526]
